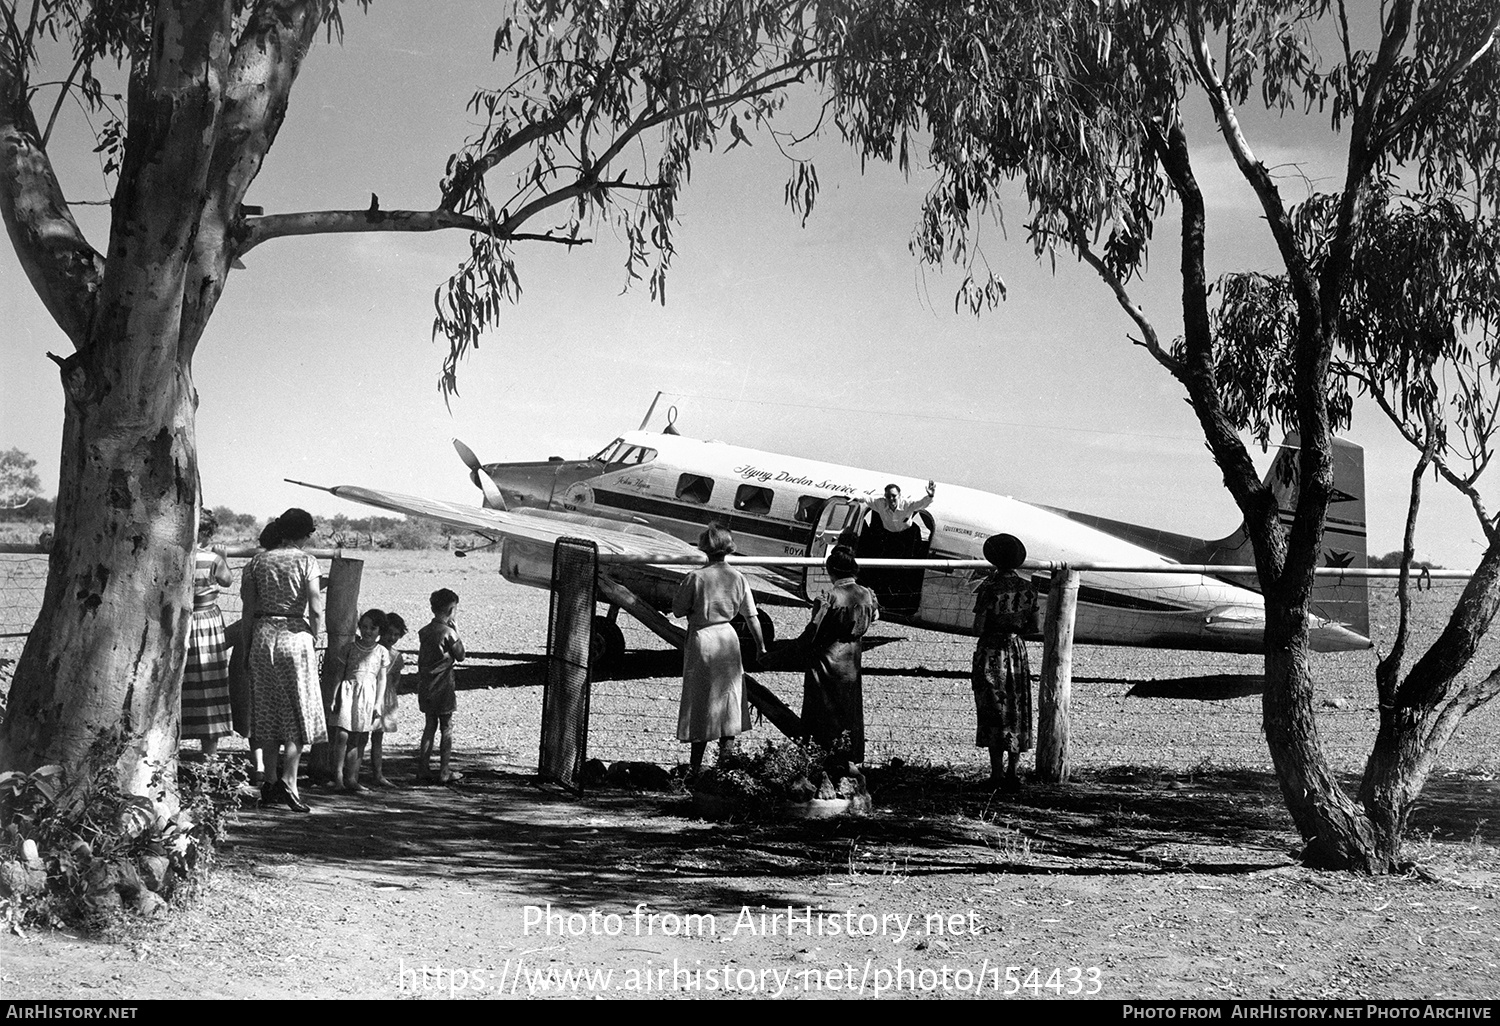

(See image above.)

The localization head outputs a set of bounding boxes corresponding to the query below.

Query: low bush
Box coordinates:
[0,732,245,935]
[692,736,868,813]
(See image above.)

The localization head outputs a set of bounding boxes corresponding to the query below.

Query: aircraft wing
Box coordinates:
[304,484,807,604]
[311,484,703,558]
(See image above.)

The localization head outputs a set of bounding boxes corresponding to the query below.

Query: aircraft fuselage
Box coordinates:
[480,430,1371,653]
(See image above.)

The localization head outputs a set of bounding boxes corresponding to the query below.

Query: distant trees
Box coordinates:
[1369,552,1442,572]
[0,449,41,509]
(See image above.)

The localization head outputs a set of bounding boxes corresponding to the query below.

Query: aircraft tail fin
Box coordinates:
[1204,435,1369,639]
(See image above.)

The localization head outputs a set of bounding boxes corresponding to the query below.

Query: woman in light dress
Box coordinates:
[241,508,325,812]
[672,525,765,774]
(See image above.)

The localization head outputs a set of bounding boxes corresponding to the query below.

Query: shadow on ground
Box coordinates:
[224,755,1500,913]
[1125,675,1266,700]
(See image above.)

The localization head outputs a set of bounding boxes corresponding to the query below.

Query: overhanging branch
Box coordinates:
[238,206,593,255]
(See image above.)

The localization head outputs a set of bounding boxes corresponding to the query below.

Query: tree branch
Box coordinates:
[238,206,592,254]
[1357,370,1497,538]
[180,0,332,357]
[1185,11,1316,302]
[38,50,85,149]
[1375,9,1500,153]
[0,45,102,349]
[1149,107,1278,558]
[439,97,586,213]
[1070,230,1175,375]
[1376,403,1436,708]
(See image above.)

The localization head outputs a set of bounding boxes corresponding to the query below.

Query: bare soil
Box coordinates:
[2,551,1498,1000]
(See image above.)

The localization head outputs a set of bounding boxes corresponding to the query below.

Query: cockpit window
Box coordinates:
[590,440,658,468]
[590,439,627,463]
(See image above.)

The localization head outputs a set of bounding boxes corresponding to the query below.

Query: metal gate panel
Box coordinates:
[540,538,596,790]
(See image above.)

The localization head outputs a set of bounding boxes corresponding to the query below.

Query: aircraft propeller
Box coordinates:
[453,438,507,510]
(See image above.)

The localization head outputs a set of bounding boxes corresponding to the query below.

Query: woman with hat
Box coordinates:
[971,534,1038,791]
[671,524,765,774]
[241,508,326,812]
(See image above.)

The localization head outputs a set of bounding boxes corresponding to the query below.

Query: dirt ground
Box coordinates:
[1,758,1497,1000]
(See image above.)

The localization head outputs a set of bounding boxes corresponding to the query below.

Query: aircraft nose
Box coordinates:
[482,460,597,511]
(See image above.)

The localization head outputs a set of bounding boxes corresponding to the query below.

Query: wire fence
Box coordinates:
[583,580,1500,776]
[0,553,323,680]
[5,553,1497,777]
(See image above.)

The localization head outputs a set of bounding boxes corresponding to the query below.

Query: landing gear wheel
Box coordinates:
[590,616,625,676]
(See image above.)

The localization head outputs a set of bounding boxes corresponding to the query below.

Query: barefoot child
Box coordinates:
[369,612,407,787]
[417,588,465,784]
[329,608,392,792]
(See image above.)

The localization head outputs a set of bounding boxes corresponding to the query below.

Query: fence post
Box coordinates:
[313,555,363,780]
[1036,564,1079,783]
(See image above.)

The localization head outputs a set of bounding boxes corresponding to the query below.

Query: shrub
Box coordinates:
[0,732,245,934]
[692,736,867,814]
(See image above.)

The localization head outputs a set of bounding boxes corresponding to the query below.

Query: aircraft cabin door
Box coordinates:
[803,499,862,603]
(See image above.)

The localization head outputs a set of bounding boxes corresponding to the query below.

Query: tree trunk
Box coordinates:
[1261,607,1394,872]
[1356,707,1428,864]
[0,340,196,795]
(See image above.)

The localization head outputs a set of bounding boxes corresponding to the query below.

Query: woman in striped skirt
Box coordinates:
[184,508,235,755]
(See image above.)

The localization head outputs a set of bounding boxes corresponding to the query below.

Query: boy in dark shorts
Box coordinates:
[416,588,466,783]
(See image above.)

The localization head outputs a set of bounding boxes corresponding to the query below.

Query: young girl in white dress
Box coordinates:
[328,609,393,791]
[370,612,407,788]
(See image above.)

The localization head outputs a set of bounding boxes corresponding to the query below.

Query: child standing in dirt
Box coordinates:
[329,608,393,792]
[416,589,466,784]
[369,612,407,788]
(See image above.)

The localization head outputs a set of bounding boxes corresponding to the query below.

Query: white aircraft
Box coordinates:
[297,411,1371,667]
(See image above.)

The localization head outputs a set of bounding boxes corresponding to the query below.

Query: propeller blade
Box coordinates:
[453,438,483,471]
[452,438,507,510]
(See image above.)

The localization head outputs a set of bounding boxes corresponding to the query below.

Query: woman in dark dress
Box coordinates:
[796,546,880,762]
[971,567,1038,790]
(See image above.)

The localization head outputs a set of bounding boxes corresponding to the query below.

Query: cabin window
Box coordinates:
[675,473,715,504]
[734,485,774,515]
[623,446,657,465]
[795,496,827,524]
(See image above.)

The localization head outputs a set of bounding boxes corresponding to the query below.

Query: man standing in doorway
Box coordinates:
[859,480,936,614]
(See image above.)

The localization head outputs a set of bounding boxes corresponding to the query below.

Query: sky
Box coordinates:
[0,4,1490,569]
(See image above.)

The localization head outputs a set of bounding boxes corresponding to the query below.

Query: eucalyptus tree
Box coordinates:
[0,0,818,789]
[817,0,1500,870]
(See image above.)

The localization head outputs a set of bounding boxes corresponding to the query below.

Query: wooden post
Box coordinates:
[312,555,363,779]
[1036,564,1079,783]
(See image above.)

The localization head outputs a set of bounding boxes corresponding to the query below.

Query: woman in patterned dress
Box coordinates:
[672,525,765,774]
[182,509,234,755]
[971,557,1039,791]
[242,508,325,812]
